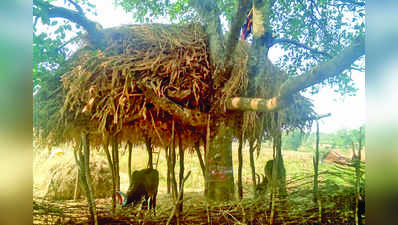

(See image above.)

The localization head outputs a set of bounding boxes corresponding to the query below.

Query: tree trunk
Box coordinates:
[206,118,235,201]
[237,132,244,199]
[249,137,257,197]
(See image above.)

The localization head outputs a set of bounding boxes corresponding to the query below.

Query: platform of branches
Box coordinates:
[36,23,315,149]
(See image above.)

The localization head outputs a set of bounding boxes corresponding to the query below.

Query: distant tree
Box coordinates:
[333,126,365,150]
[283,130,303,151]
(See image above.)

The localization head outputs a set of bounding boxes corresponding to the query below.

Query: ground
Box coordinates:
[33,143,364,224]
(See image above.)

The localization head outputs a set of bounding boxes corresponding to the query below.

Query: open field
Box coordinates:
[33,142,364,224]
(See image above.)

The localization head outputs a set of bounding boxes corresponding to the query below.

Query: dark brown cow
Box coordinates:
[116,168,159,215]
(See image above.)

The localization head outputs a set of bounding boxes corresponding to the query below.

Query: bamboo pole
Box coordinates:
[249,138,257,197]
[127,141,133,187]
[170,120,178,201]
[111,135,120,191]
[354,126,363,225]
[82,133,98,225]
[102,134,116,215]
[312,113,331,223]
[313,120,322,223]
[165,146,171,194]
[237,132,244,199]
[178,132,185,214]
[194,141,206,194]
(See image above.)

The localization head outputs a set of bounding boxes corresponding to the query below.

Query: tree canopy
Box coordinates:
[33,0,364,92]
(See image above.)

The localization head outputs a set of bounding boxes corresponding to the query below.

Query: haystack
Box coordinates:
[323,149,352,165]
[39,154,112,200]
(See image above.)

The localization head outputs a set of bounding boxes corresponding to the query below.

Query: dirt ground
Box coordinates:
[34,192,210,225]
[34,186,362,225]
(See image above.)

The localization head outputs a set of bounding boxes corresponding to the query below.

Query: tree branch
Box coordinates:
[278,34,364,97]
[227,34,365,112]
[33,16,40,30]
[189,0,224,72]
[272,38,331,58]
[224,0,251,72]
[33,0,105,49]
[137,82,207,127]
[336,0,365,7]
[226,96,285,112]
[313,113,331,120]
[67,0,84,15]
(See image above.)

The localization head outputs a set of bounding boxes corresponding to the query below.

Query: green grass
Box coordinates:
[115,142,318,194]
[34,141,362,199]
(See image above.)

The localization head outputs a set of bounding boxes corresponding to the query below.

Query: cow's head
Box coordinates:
[116,190,128,206]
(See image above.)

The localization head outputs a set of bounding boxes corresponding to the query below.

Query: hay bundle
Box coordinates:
[43,155,112,200]
[323,149,352,165]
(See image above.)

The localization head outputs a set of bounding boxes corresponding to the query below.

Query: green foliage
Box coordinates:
[114,0,195,23]
[33,0,96,88]
[333,125,365,149]
[113,0,238,24]
[112,0,365,96]
[271,0,365,96]
[300,125,365,152]
[33,0,364,97]
[282,129,304,151]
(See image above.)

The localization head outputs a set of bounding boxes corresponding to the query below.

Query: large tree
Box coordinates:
[33,0,365,201]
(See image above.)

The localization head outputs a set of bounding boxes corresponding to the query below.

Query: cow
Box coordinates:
[255,173,268,195]
[261,159,287,195]
[116,168,159,215]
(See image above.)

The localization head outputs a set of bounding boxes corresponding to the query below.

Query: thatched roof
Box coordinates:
[34,23,315,148]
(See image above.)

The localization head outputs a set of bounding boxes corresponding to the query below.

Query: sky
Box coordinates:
[51,0,366,134]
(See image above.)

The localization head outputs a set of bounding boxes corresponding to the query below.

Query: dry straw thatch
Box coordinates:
[34,150,112,200]
[35,23,315,149]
